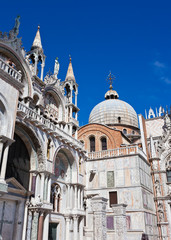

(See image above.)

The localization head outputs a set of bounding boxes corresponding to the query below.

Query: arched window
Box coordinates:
[123,129,127,135]
[132,130,135,135]
[166,170,171,182]
[90,136,95,152]
[118,117,121,123]
[101,137,107,150]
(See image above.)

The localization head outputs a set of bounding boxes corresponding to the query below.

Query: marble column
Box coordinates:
[74,185,78,209]
[112,204,127,240]
[43,175,48,200]
[78,186,80,209]
[70,185,73,209]
[79,217,84,240]
[40,62,45,80]
[43,213,49,240]
[31,211,39,240]
[67,185,70,209]
[0,142,3,164]
[47,176,51,202]
[91,197,108,240]
[26,211,32,240]
[70,106,72,118]
[37,212,44,240]
[75,93,77,107]
[22,200,29,240]
[0,145,9,180]
[65,217,70,240]
[34,55,38,76]
[35,174,40,196]
[75,129,78,140]
[40,173,45,200]
[80,188,83,210]
[73,215,78,240]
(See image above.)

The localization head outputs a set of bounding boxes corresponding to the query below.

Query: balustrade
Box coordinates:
[17,101,83,148]
[0,57,22,82]
[88,145,146,160]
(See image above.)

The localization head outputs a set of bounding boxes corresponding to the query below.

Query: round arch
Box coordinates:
[0,43,33,97]
[15,121,46,170]
[53,145,78,183]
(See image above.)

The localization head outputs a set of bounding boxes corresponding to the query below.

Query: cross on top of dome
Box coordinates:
[105,72,119,99]
[107,72,115,90]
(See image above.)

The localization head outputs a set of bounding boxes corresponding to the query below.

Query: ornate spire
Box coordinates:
[65,55,75,81]
[31,26,43,50]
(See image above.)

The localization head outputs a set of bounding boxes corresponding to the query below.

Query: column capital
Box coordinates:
[73,214,79,220]
[91,196,108,212]
[0,135,14,146]
[111,203,127,216]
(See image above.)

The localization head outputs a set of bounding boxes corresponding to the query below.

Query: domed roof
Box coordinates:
[89,99,138,128]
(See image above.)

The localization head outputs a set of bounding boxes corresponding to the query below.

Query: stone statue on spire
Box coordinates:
[13,15,20,36]
[54,57,60,78]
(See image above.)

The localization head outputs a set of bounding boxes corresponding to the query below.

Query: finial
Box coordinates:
[107,71,115,90]
[69,55,72,63]
[38,25,40,30]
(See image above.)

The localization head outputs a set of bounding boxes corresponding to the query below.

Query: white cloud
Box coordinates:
[153,61,166,68]
[161,77,171,84]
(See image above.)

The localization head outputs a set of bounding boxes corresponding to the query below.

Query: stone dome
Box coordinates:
[89,99,138,128]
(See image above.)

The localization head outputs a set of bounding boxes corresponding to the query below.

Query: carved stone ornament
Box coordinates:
[167,184,171,197]
[156,114,170,153]
[152,160,158,171]
[157,201,164,222]
[30,195,43,208]
[44,71,57,85]
[165,155,171,171]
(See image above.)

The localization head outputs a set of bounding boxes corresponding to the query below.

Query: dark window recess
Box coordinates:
[123,129,127,135]
[118,117,121,123]
[167,170,171,182]
[109,191,117,207]
[90,136,95,152]
[5,133,30,190]
[48,223,57,240]
[101,137,107,150]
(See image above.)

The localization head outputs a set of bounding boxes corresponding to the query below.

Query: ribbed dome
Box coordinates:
[89,99,138,128]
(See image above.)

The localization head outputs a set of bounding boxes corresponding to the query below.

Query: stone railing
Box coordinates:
[69,117,79,126]
[88,145,146,160]
[0,57,22,82]
[17,101,83,149]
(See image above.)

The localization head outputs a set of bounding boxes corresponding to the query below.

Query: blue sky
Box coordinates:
[1,0,171,126]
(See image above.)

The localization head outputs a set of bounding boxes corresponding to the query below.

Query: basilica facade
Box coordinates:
[0,18,171,240]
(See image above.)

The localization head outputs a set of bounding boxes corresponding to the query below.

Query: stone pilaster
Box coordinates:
[112,204,127,240]
[91,196,108,240]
